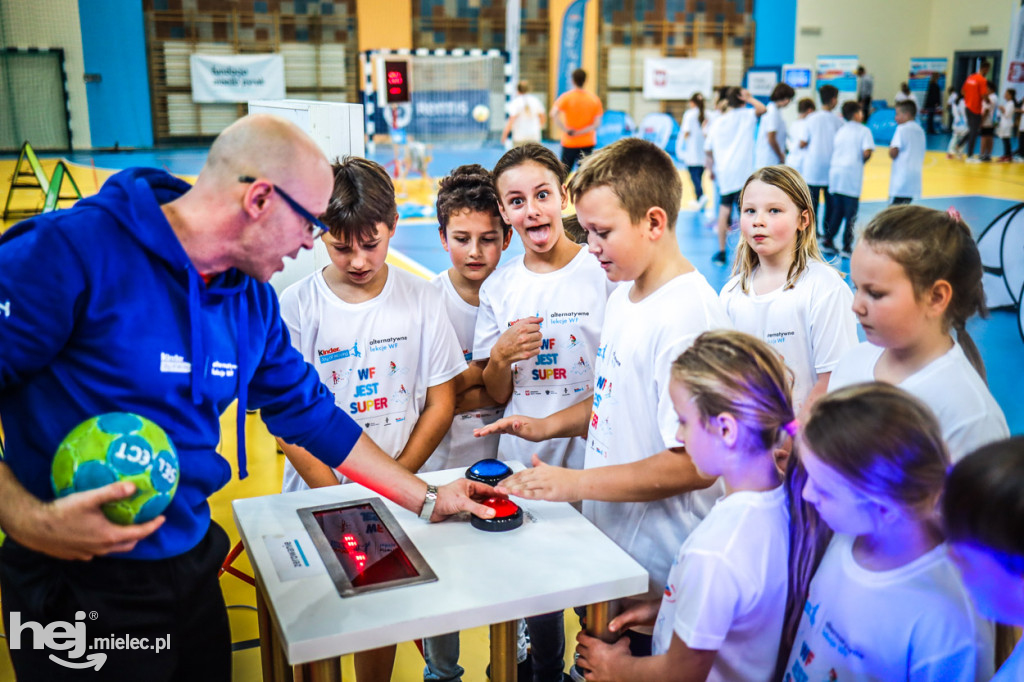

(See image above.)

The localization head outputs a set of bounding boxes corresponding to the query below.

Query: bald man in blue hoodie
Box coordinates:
[0,114,496,681]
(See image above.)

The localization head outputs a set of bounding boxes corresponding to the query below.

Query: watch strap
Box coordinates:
[418,484,438,521]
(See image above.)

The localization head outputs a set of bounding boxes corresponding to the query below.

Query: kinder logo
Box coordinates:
[8,610,171,671]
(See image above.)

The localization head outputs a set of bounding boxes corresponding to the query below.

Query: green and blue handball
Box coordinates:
[51,412,180,525]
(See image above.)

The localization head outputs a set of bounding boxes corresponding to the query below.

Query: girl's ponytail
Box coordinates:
[692,92,706,126]
[774,456,832,680]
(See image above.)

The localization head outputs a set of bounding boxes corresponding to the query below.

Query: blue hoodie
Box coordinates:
[0,168,361,559]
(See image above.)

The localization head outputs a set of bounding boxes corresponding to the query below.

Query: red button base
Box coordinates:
[471,496,524,532]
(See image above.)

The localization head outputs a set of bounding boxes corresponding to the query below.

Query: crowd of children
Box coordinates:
[272,83,1019,680]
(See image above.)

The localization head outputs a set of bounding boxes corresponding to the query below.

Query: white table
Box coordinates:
[232,467,649,681]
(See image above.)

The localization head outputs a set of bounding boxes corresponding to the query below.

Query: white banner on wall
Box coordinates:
[746,71,779,98]
[190,54,285,103]
[642,58,713,100]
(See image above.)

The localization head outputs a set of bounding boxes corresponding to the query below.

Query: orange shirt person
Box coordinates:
[550,68,604,172]
[961,60,990,160]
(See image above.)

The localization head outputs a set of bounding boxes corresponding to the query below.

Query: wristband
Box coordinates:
[418,484,438,521]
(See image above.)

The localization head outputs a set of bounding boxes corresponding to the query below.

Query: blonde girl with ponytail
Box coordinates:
[576,330,794,682]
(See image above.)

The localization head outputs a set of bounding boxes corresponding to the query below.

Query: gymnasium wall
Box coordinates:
[358,0,412,51]
[0,0,91,149]
[79,1,153,149]
[794,0,1017,104]
[926,0,1018,65]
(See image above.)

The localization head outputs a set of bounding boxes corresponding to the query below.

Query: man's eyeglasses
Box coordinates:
[239,175,329,240]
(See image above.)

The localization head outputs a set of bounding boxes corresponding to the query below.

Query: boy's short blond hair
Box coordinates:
[567,138,681,228]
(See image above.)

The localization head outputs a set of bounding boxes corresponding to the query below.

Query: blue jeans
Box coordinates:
[687,165,705,200]
[808,184,833,236]
[527,611,566,682]
[824,192,859,251]
[423,632,464,682]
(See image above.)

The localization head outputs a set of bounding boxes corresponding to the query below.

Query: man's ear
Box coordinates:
[242,180,274,219]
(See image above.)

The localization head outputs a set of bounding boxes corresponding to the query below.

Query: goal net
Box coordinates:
[363,49,510,147]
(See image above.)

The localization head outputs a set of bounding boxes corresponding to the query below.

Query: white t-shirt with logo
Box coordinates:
[888,120,926,200]
[720,261,857,414]
[653,485,790,682]
[755,102,788,168]
[801,109,844,186]
[508,93,545,144]
[783,534,994,682]
[584,272,732,591]
[705,107,759,195]
[418,271,504,473]
[829,341,1009,461]
[828,120,875,198]
[474,247,614,470]
[677,107,706,167]
[279,266,467,492]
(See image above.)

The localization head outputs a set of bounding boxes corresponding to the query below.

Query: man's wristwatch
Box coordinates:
[418,484,438,521]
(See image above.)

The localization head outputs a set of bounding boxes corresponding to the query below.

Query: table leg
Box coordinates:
[576,601,622,677]
[256,581,294,682]
[489,620,518,682]
[294,658,342,682]
[585,601,619,643]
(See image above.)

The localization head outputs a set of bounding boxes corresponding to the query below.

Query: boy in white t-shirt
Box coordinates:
[484,140,731,658]
[755,82,795,168]
[421,164,513,475]
[704,87,767,265]
[502,80,546,147]
[277,158,466,679]
[421,164,514,682]
[799,84,842,235]
[784,98,816,175]
[825,101,875,256]
[888,99,927,205]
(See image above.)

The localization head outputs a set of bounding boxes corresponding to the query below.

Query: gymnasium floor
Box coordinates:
[0,138,1022,680]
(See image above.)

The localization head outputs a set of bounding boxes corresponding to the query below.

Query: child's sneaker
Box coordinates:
[998,155,1012,162]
